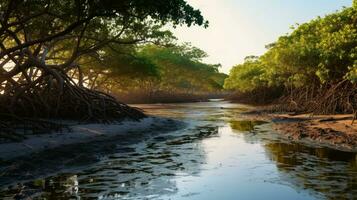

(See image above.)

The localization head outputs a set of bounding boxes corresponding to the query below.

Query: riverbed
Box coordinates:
[1,100,357,199]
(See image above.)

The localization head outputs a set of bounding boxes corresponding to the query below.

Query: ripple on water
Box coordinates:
[1,101,357,200]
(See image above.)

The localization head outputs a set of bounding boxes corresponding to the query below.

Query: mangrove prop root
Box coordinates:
[275,81,357,121]
[0,71,146,133]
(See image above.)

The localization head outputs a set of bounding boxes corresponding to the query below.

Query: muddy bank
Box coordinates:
[242,108,357,152]
[0,117,184,161]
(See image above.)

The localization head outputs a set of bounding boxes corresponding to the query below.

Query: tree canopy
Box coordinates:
[83,43,227,103]
[225,3,357,113]
[0,0,208,121]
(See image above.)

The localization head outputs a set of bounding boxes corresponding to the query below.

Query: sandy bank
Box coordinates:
[0,117,184,160]
[243,109,357,152]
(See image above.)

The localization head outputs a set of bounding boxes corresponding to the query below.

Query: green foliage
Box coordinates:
[225,4,357,94]
[136,44,226,93]
[85,43,227,96]
[0,0,212,105]
[224,59,267,92]
[0,0,208,78]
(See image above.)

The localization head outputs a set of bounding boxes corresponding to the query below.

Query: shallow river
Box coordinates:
[1,100,357,199]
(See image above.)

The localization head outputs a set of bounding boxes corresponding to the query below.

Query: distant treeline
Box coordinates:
[225,2,357,114]
[81,43,227,103]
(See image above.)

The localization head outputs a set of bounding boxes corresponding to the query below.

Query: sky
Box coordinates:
[171,0,353,74]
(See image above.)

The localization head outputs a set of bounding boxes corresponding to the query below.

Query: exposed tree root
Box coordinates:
[274,81,357,123]
[227,87,283,105]
[0,70,146,135]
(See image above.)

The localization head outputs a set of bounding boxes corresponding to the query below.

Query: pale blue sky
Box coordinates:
[172,0,352,73]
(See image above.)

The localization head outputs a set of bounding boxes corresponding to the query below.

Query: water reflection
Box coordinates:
[0,126,219,199]
[1,101,357,200]
[227,116,357,199]
[136,102,251,123]
[229,120,267,132]
[0,118,185,187]
[264,142,357,199]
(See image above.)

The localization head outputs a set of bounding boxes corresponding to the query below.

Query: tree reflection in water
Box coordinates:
[229,120,267,132]
[228,119,357,199]
[264,141,357,199]
[2,101,357,200]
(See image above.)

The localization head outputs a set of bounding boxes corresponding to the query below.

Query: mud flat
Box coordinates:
[243,109,357,152]
[0,117,184,161]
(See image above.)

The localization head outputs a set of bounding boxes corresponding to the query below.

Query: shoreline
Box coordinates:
[243,108,357,152]
[0,117,184,161]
